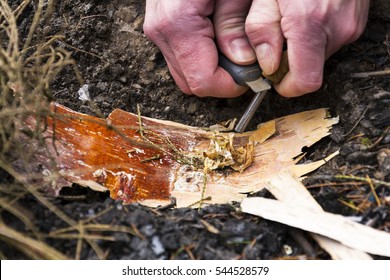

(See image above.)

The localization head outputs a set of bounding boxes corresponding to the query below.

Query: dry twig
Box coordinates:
[351,69,390,78]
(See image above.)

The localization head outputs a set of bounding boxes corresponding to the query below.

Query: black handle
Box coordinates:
[218,53,262,86]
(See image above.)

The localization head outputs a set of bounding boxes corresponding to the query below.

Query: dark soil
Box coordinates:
[1,0,389,260]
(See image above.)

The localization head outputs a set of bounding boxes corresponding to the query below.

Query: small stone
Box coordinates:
[377,149,390,174]
[187,102,199,114]
[346,151,377,164]
[151,236,165,256]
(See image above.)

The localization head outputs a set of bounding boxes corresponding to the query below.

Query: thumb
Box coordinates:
[214,0,256,65]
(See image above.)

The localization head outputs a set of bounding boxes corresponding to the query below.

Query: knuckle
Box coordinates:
[178,85,192,95]
[187,75,212,97]
[143,18,169,40]
[142,22,154,39]
[282,15,323,38]
[342,21,364,42]
[297,77,323,94]
[245,19,268,39]
[188,83,208,97]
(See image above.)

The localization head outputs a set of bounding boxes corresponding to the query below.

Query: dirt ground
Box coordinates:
[1,0,389,259]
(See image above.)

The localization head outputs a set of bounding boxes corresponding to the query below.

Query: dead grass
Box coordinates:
[0,0,130,260]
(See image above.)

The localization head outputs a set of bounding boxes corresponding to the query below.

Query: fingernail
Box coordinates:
[230,38,256,63]
[256,43,275,75]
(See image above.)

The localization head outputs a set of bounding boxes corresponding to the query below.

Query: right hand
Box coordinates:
[143,0,255,98]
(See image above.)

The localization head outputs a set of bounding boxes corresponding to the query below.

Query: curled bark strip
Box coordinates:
[20,103,338,208]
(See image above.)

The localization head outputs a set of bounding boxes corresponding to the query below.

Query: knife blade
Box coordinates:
[219,51,288,133]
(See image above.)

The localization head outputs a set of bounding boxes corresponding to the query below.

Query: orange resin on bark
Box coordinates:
[40,104,208,203]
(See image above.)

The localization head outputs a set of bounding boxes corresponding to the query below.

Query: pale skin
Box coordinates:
[143,0,370,98]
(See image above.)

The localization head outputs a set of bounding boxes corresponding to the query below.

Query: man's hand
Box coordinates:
[144,0,251,97]
[245,0,370,97]
[144,0,370,98]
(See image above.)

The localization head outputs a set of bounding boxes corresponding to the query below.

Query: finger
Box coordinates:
[214,0,255,65]
[324,0,370,58]
[275,16,327,97]
[144,0,246,97]
[171,35,247,97]
[162,39,247,97]
[153,41,192,94]
[166,18,247,97]
[245,0,284,75]
[144,1,191,94]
